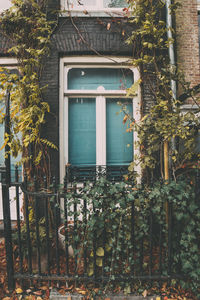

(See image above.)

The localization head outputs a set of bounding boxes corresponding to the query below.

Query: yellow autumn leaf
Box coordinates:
[75,288,87,295]
[96,247,104,257]
[0,137,9,151]
[88,267,94,276]
[105,243,111,252]
[123,115,128,124]
[96,257,103,267]
[16,287,23,294]
[142,289,147,297]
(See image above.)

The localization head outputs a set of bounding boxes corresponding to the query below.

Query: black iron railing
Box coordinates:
[65,164,130,182]
[1,165,200,292]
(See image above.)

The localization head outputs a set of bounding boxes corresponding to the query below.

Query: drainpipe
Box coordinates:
[165,0,177,101]
[165,0,177,181]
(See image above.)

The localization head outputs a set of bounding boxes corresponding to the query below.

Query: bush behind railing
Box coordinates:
[64,177,200,295]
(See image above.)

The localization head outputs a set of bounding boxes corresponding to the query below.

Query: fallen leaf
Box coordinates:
[16,288,23,294]
[142,289,147,297]
[2,297,10,300]
[75,288,87,295]
[39,286,48,291]
[107,23,111,30]
[36,297,43,300]
[58,289,66,295]
[33,291,42,296]
[65,285,73,291]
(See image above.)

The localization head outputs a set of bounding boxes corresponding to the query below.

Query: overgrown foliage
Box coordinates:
[64,176,200,297]
[126,0,200,182]
[0,0,57,179]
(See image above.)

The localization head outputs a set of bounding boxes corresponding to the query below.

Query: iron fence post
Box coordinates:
[5,91,11,186]
[2,90,14,290]
[2,169,15,290]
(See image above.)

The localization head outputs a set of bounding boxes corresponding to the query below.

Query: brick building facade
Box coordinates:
[0,0,199,181]
[176,0,200,88]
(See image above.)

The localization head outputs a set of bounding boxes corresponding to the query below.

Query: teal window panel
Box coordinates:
[104,0,128,8]
[106,98,133,165]
[69,98,96,165]
[68,68,133,90]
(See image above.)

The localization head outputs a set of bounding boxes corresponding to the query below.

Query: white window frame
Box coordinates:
[198,0,200,11]
[60,0,128,17]
[59,56,141,181]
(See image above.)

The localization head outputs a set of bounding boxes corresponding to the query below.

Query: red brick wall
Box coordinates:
[176,0,200,88]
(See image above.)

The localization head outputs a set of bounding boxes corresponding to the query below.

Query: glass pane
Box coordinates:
[69,98,96,165]
[69,0,96,7]
[68,68,133,90]
[104,0,128,8]
[106,98,133,165]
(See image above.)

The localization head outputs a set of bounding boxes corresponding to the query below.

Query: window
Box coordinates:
[0,58,22,181]
[198,0,200,11]
[61,0,128,16]
[60,57,141,180]
[0,0,12,12]
[66,0,127,9]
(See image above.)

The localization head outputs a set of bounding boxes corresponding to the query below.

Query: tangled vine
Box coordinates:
[126,0,200,182]
[0,0,57,179]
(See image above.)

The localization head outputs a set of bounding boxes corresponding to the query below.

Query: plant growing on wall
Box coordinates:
[0,0,57,179]
[126,0,200,182]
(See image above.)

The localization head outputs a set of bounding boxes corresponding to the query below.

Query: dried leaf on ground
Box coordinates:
[16,288,23,294]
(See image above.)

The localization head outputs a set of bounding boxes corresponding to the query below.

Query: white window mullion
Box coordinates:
[64,97,69,166]
[133,95,142,181]
[96,95,106,165]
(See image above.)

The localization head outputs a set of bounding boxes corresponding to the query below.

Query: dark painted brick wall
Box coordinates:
[0,5,155,177]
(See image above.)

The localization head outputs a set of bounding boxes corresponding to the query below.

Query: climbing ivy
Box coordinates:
[125,0,200,182]
[64,176,200,297]
[0,0,57,179]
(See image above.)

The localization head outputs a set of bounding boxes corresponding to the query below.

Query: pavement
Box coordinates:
[50,290,161,300]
